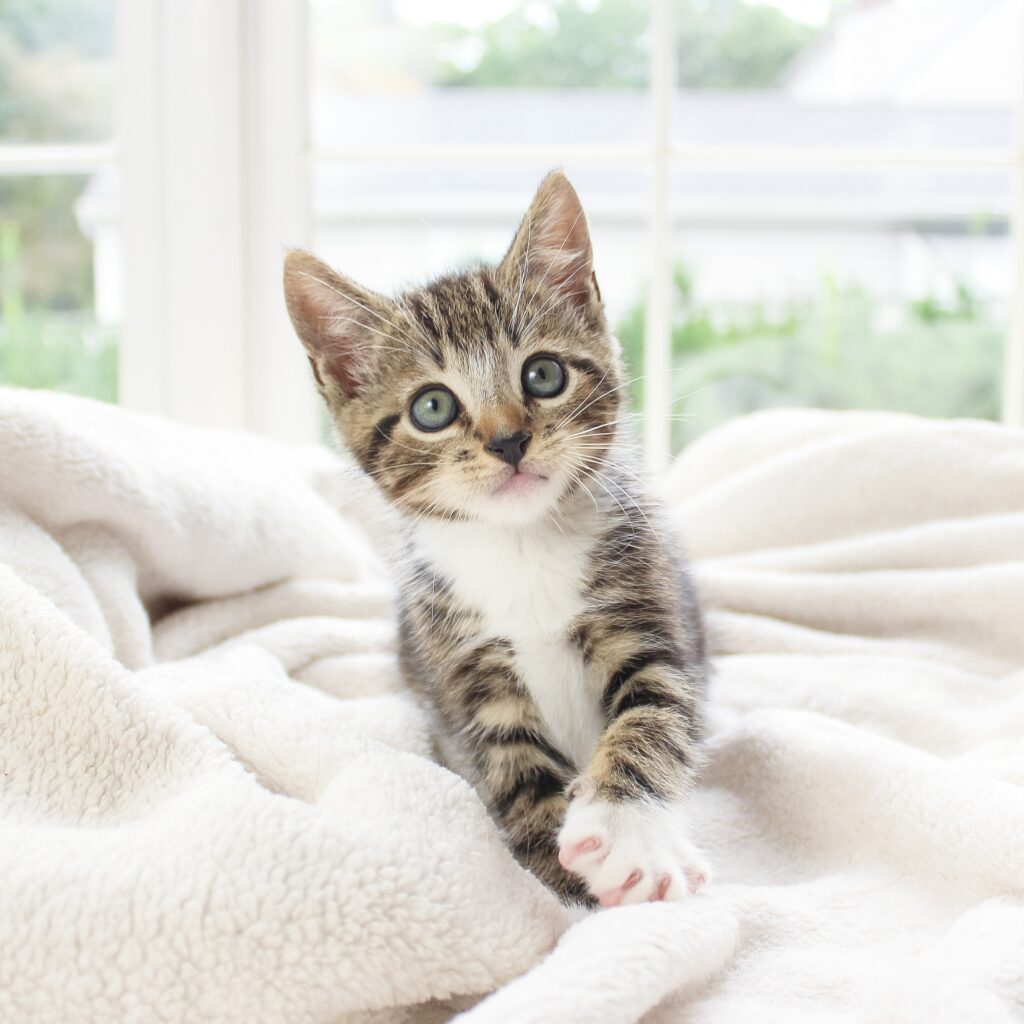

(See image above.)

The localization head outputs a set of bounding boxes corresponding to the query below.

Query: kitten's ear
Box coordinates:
[500,170,599,313]
[283,250,389,397]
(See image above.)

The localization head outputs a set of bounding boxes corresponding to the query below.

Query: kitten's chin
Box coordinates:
[468,468,562,526]
[493,470,547,498]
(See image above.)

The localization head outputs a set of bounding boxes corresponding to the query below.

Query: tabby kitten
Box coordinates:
[283,171,710,906]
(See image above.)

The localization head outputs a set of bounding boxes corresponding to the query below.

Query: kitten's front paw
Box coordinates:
[556,781,710,907]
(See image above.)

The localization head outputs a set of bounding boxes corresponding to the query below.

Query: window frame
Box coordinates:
[2,0,1021,459]
[115,0,316,441]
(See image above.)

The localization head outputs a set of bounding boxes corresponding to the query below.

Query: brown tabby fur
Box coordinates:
[284,171,707,903]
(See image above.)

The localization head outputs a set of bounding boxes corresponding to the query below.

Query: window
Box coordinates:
[0,0,118,400]
[3,0,1022,466]
[661,0,1019,452]
[308,0,1024,464]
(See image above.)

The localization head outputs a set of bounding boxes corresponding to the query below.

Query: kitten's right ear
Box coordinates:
[283,250,387,397]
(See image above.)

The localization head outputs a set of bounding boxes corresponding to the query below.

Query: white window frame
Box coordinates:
[2,0,1022,461]
[116,0,316,442]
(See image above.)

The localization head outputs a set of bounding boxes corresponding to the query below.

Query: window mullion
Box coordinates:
[643,0,674,471]
[1004,40,1024,427]
[119,0,249,428]
[116,0,168,417]
[242,0,316,442]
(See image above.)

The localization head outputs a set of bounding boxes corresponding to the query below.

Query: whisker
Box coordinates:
[511,213,532,339]
[554,364,614,432]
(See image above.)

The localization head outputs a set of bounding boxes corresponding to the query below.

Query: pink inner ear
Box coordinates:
[539,208,589,281]
[285,261,377,397]
[539,233,594,309]
[528,182,596,309]
[321,338,363,397]
[499,173,599,312]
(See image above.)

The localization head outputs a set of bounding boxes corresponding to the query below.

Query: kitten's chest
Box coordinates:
[414,518,605,767]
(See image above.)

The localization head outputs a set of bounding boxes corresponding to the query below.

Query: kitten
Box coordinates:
[283,171,710,906]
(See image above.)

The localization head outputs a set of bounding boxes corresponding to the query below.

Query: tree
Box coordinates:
[0,0,116,399]
[436,0,814,90]
[676,1,813,88]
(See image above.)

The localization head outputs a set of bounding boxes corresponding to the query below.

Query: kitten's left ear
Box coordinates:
[500,170,600,314]
[283,250,391,398]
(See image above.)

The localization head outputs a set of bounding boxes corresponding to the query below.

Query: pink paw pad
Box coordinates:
[558,836,601,870]
[684,866,707,893]
[598,869,643,908]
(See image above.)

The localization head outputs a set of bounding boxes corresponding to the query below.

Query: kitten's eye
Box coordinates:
[410,386,459,431]
[522,355,566,398]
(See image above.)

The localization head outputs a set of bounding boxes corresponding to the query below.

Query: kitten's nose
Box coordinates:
[485,431,532,469]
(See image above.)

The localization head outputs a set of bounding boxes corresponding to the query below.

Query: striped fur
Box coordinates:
[284,171,709,905]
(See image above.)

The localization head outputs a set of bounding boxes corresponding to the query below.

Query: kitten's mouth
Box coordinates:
[493,470,548,498]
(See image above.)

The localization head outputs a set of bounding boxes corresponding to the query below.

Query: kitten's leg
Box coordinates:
[433,635,591,903]
[490,762,590,903]
[557,653,710,906]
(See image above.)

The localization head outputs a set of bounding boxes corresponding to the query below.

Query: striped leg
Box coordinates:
[558,635,710,906]
[430,634,591,902]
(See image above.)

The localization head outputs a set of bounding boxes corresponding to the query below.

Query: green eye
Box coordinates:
[522,354,567,398]
[410,386,459,431]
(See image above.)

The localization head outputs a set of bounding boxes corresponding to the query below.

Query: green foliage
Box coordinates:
[0,177,93,309]
[0,0,114,141]
[676,1,813,88]
[436,0,812,89]
[0,310,117,400]
[616,268,1003,451]
[0,2,115,400]
[0,217,115,398]
[437,0,648,88]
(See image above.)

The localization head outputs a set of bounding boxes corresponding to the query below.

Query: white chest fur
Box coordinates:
[413,513,605,768]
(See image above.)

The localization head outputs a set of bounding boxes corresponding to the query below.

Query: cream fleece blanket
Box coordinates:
[1,388,1022,1023]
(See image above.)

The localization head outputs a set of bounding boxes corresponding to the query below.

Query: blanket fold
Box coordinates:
[1,389,1022,1023]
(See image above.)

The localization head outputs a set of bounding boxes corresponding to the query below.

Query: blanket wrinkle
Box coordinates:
[1,387,1023,1023]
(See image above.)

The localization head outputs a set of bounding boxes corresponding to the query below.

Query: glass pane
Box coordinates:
[312,161,649,444]
[673,1,1022,154]
[652,166,1009,451]
[312,161,649,328]
[0,0,116,143]
[0,173,118,400]
[310,0,651,149]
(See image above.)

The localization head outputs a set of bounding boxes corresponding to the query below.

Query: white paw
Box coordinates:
[556,782,710,907]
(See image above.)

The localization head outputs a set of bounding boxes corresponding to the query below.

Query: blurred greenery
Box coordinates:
[616,266,1003,451]
[436,0,649,88]
[0,0,116,399]
[436,0,813,89]
[0,216,117,399]
[0,310,117,399]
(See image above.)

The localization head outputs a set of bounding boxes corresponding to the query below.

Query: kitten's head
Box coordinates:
[284,170,623,526]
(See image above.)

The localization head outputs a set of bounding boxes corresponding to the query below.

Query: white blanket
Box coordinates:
[1,388,1022,1023]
